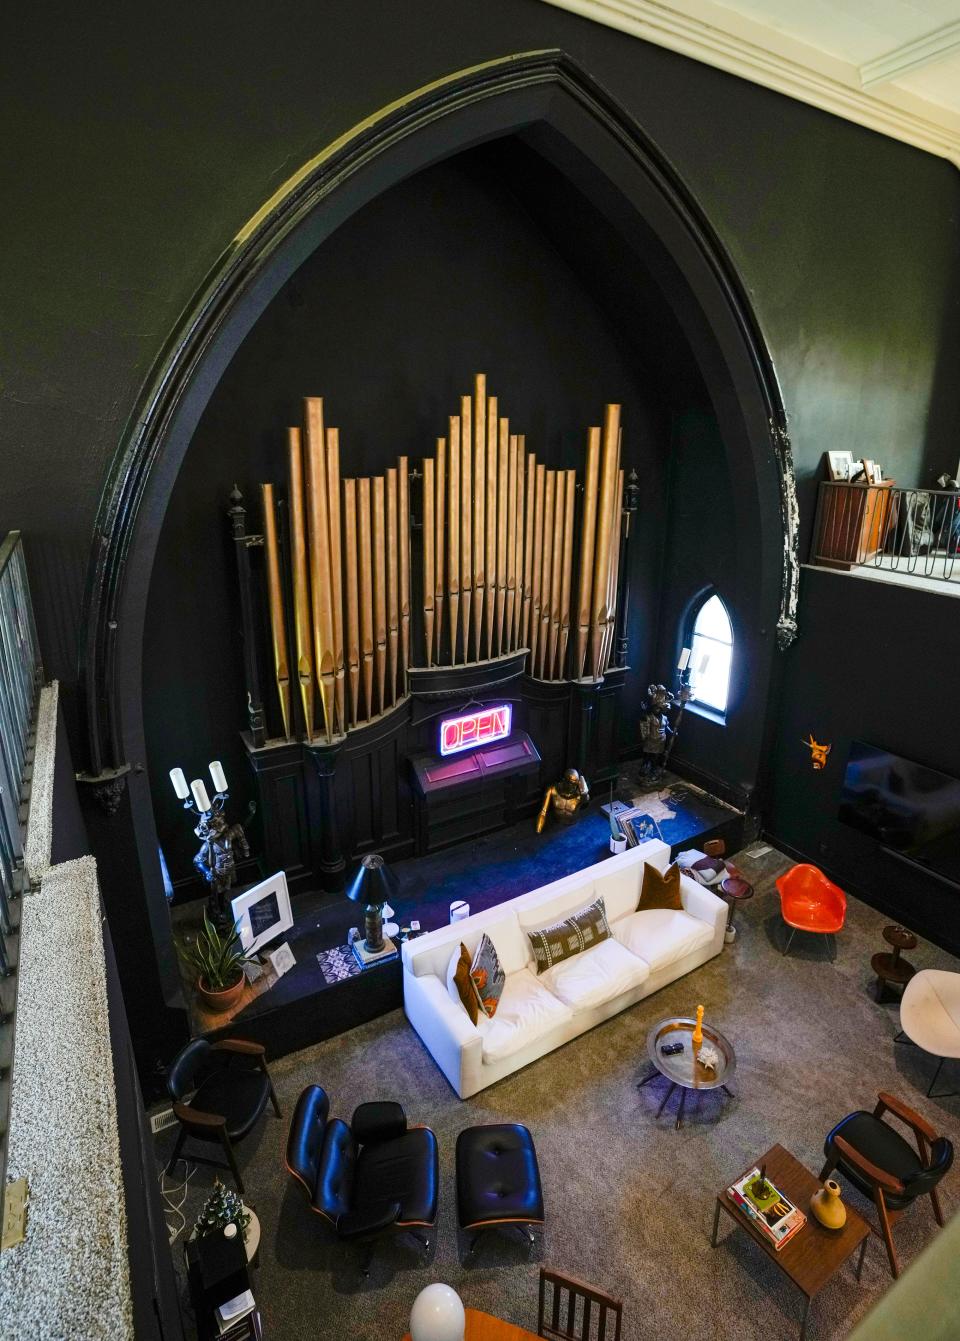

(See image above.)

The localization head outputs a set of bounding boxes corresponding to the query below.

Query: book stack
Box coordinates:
[216,1290,261,1339]
[728,1168,806,1251]
[613,807,661,847]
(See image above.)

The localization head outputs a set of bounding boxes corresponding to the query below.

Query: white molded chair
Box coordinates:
[898,969,960,1098]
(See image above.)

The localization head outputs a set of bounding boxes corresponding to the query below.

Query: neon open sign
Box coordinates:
[439,704,513,757]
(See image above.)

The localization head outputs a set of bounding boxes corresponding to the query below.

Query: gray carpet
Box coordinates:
[156,845,960,1340]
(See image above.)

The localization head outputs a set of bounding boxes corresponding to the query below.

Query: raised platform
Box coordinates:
[171,772,743,1056]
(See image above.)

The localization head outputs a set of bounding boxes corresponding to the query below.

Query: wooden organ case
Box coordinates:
[232,376,637,892]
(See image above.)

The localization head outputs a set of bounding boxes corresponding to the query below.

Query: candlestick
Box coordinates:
[677,647,691,671]
[209,760,228,794]
[190,779,212,813]
[692,1003,704,1050]
[169,767,189,800]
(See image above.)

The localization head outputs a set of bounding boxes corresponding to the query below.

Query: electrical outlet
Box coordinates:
[150,1107,177,1135]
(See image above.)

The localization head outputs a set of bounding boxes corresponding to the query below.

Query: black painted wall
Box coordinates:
[2,4,959,988]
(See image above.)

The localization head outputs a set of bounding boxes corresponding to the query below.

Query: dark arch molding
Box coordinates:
[79,46,797,781]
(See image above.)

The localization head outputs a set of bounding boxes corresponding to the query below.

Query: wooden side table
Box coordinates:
[871,924,917,1002]
[712,1144,869,1340]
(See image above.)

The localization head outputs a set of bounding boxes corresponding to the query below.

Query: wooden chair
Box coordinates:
[820,1091,953,1278]
[538,1267,623,1341]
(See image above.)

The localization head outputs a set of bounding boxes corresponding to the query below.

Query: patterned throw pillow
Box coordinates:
[527,896,611,974]
[470,933,506,1018]
[636,861,682,912]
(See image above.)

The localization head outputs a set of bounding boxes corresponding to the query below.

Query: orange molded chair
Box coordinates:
[776,864,846,959]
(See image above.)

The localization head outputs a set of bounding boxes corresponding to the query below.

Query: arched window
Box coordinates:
[689,593,733,714]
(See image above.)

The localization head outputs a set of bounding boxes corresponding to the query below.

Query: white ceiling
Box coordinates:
[540,0,960,165]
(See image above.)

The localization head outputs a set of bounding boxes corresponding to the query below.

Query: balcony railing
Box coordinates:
[0,531,42,1181]
[811,482,960,586]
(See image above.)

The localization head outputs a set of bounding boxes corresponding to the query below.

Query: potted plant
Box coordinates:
[193,1178,250,1243]
[181,911,247,1013]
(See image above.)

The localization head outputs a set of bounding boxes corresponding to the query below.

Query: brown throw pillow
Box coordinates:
[637,861,682,912]
[452,942,480,1025]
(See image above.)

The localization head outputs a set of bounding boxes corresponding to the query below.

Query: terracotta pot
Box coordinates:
[197,973,245,1014]
[810,1179,846,1230]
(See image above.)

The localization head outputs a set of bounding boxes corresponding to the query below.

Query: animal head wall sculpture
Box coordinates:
[803,735,832,770]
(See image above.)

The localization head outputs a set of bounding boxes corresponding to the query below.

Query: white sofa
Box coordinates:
[402,838,727,1098]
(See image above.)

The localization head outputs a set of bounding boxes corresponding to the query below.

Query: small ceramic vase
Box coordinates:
[610,834,627,854]
[810,1179,846,1230]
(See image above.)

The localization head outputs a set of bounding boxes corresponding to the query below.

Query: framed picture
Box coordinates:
[825,450,855,481]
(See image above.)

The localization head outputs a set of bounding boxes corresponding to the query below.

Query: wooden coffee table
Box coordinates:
[402,1308,539,1340]
[712,1144,870,1340]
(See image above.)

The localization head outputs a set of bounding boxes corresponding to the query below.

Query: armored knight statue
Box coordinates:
[639,683,677,779]
[194,808,250,922]
[537,767,590,833]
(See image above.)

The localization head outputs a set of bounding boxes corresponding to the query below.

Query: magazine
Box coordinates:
[729,1168,806,1250]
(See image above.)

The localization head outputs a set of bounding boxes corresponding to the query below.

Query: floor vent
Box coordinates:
[150,1107,177,1135]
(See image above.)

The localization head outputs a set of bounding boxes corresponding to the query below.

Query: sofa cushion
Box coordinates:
[637,861,682,912]
[470,933,506,1018]
[614,907,713,972]
[480,969,572,1064]
[527,896,611,974]
[539,936,649,1011]
[463,914,531,977]
[446,944,480,1026]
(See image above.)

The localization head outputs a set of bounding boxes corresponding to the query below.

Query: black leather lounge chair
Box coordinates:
[165,1036,282,1194]
[285,1084,439,1273]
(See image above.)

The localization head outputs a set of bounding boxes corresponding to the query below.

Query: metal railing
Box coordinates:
[811,482,960,585]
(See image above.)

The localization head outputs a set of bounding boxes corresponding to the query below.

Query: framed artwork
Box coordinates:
[826,450,855,481]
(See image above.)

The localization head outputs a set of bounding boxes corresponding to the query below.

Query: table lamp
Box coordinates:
[409,1284,465,1341]
[346,853,399,961]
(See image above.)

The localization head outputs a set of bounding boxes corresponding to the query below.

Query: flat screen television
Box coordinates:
[838,741,960,885]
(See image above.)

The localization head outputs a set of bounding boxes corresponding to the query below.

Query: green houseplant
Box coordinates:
[181,911,247,1013]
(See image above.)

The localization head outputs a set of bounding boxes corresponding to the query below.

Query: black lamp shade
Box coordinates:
[346,853,399,908]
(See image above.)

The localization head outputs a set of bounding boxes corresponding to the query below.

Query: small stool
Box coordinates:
[455,1123,544,1260]
[872,924,917,1003]
[719,870,753,944]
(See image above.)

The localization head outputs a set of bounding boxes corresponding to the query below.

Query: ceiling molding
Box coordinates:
[538,0,960,167]
[860,20,960,90]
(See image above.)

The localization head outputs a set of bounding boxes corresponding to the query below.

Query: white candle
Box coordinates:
[169,767,189,800]
[699,653,710,674]
[209,760,228,794]
[190,779,211,813]
[677,647,691,671]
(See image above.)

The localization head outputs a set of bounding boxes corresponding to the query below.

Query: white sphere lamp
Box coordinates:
[409,1283,466,1341]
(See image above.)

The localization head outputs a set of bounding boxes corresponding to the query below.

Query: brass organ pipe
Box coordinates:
[574,426,601,680]
[304,397,335,741]
[422,458,435,667]
[590,404,622,679]
[603,466,624,674]
[386,467,399,706]
[512,438,525,650]
[286,426,315,736]
[399,455,410,687]
[434,437,446,664]
[357,478,374,719]
[495,420,509,655]
[373,475,388,713]
[261,482,292,738]
[522,451,535,648]
[325,426,345,734]
[529,461,544,671]
[557,468,576,680]
[447,416,460,663]
[538,469,555,679]
[342,478,360,727]
[548,470,565,679]
[484,406,499,659]
[472,376,486,660]
[505,429,518,653]
[460,395,472,662]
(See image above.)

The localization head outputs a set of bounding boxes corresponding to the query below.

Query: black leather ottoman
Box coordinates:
[456,1123,544,1258]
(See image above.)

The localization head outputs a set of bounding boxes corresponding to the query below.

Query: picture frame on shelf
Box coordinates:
[825,450,855,481]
